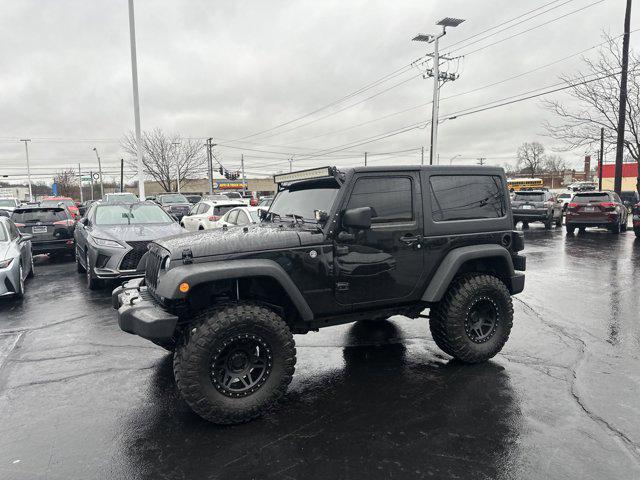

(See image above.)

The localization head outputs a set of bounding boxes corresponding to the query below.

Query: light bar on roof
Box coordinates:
[274,167,333,184]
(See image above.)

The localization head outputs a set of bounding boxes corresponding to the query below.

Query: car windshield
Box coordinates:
[42,199,74,207]
[574,193,610,203]
[0,199,16,207]
[12,208,68,223]
[159,194,188,204]
[105,193,138,203]
[269,179,340,221]
[514,192,545,202]
[558,193,572,199]
[94,204,173,225]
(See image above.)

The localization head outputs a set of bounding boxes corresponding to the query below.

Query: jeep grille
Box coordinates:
[145,247,164,290]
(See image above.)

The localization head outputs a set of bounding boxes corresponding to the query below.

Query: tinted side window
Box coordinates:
[430,175,506,222]
[346,177,413,223]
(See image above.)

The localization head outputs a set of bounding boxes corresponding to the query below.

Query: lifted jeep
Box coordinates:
[113,166,525,424]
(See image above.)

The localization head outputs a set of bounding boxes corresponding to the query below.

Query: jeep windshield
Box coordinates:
[269,178,340,221]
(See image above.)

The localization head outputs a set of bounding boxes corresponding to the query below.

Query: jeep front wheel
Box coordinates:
[174,303,296,424]
[429,274,513,363]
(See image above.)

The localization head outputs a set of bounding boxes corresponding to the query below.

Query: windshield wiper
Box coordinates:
[285,213,306,225]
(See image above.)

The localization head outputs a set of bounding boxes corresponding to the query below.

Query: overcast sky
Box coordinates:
[1,0,638,183]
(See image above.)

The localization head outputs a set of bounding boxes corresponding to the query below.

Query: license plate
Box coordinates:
[522,205,533,210]
[583,206,596,212]
[32,226,47,234]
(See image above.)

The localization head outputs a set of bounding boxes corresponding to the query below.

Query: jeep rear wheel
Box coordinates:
[174,303,296,424]
[429,274,513,364]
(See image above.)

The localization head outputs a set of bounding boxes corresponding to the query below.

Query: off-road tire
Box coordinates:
[429,274,513,364]
[174,303,296,424]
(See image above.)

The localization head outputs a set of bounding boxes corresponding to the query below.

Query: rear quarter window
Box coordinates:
[430,175,506,222]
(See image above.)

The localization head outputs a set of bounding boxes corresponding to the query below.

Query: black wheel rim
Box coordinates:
[465,297,499,343]
[210,334,272,398]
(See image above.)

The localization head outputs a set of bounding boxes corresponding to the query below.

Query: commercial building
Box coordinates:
[598,162,638,191]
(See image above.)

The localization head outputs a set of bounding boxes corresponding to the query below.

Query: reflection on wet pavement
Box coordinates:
[0,227,638,479]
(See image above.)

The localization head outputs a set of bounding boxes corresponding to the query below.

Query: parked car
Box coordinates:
[0,209,10,218]
[241,192,258,206]
[216,206,261,228]
[78,200,97,217]
[12,206,76,257]
[619,190,640,212]
[511,190,563,229]
[556,191,573,211]
[185,194,202,204]
[75,202,184,290]
[0,197,21,213]
[257,196,273,209]
[565,191,629,234]
[155,193,192,220]
[41,196,80,219]
[224,191,244,202]
[145,195,156,202]
[632,202,640,237]
[180,200,245,231]
[104,192,139,204]
[0,217,34,298]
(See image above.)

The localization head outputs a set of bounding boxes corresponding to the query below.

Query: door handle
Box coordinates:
[400,234,420,245]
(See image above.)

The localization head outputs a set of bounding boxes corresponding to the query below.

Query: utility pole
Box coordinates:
[120,159,124,193]
[599,127,605,191]
[78,163,84,203]
[421,146,424,165]
[614,0,632,194]
[206,138,214,196]
[477,157,486,166]
[364,152,368,166]
[92,147,104,198]
[89,171,95,201]
[289,158,293,172]
[19,139,33,201]
[128,0,145,200]
[240,154,246,194]
[413,17,465,166]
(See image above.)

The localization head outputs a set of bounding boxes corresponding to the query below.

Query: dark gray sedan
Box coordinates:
[74,202,184,289]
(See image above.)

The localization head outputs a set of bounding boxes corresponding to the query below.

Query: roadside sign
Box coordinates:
[92,172,101,180]
[213,180,244,190]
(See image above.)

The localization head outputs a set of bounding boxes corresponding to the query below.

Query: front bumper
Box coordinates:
[112,278,178,340]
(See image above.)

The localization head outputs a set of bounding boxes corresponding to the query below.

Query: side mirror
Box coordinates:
[342,207,374,230]
[20,233,34,242]
[80,217,89,226]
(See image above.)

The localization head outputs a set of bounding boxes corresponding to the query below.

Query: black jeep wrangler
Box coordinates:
[113,166,525,424]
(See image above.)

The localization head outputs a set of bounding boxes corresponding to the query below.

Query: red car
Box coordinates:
[41,197,80,219]
[565,191,629,234]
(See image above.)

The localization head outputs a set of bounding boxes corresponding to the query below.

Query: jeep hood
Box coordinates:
[155,224,316,259]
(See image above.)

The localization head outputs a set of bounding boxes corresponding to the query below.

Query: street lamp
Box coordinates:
[172,142,181,193]
[413,17,465,165]
[92,147,105,198]
[19,139,33,201]
[128,0,145,200]
[448,154,462,165]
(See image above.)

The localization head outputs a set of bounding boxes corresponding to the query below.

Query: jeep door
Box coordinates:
[334,172,425,307]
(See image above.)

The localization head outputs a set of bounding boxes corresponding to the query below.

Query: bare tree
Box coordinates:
[516,142,546,175]
[53,169,77,197]
[543,33,640,191]
[543,154,567,174]
[121,129,207,192]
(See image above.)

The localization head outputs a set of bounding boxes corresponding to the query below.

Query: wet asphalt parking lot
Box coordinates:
[0,225,639,480]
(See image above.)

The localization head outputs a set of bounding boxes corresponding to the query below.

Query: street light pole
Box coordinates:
[448,154,461,165]
[172,142,181,193]
[92,147,104,198]
[413,17,465,166]
[19,139,33,201]
[128,0,145,200]
[78,163,84,203]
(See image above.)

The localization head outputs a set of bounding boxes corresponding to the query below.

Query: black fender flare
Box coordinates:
[421,245,517,302]
[154,259,314,321]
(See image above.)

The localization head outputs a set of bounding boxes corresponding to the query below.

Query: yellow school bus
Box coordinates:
[507,178,544,192]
